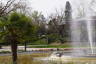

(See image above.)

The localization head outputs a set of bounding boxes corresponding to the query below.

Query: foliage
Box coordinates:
[0,12,38,44]
[0,12,39,64]
[30,39,47,45]
[47,34,60,44]
[31,11,46,36]
[65,1,72,20]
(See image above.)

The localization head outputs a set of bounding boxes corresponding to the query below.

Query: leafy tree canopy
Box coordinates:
[0,12,38,44]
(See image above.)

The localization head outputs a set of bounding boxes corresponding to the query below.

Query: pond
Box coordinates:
[0,51,96,64]
[34,57,96,64]
[33,51,96,64]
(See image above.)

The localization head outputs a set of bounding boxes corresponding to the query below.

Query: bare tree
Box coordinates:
[15,0,32,15]
[76,0,96,18]
[48,9,65,43]
[76,1,86,18]
[49,8,65,25]
[89,0,96,15]
[0,0,29,17]
[48,1,72,43]
[0,0,16,16]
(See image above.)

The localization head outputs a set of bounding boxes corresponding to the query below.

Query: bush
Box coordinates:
[30,39,47,45]
[0,51,11,53]
[47,34,60,44]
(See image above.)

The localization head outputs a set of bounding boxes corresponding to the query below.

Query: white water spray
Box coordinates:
[87,19,94,54]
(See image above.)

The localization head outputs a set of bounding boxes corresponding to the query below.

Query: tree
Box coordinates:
[15,0,32,15]
[64,1,72,42]
[49,8,65,24]
[64,1,72,21]
[0,12,36,64]
[30,11,47,37]
[76,1,86,18]
[48,18,60,34]
[76,0,96,18]
[48,8,66,43]
[47,1,72,43]
[0,0,29,17]
[87,0,96,16]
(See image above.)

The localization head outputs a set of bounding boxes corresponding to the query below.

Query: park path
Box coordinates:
[0,46,58,52]
[0,46,57,56]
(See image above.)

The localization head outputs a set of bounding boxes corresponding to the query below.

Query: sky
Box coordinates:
[28,0,76,17]
[27,0,94,18]
[3,0,95,18]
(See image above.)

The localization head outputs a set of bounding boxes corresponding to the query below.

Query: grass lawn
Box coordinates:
[29,45,71,48]
[28,43,71,48]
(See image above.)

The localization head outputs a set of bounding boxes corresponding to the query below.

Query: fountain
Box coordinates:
[47,16,96,63]
[34,17,96,64]
[87,17,94,54]
[71,16,96,56]
[34,1,96,64]
[46,16,96,61]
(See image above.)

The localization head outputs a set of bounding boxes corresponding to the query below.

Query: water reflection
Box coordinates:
[43,60,96,64]
[34,57,96,64]
[33,50,96,64]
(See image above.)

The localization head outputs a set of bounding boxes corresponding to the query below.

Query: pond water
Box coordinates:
[34,51,96,64]
[34,57,96,64]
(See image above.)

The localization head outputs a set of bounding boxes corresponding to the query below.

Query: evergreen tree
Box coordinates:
[65,1,72,21]
[64,1,72,42]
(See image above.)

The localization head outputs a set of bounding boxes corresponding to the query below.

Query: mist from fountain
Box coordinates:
[71,16,96,55]
[87,18,94,54]
[38,17,96,64]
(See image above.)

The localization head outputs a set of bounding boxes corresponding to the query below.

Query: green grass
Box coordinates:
[0,51,11,53]
[28,45,71,48]
[28,39,47,45]
[28,42,71,48]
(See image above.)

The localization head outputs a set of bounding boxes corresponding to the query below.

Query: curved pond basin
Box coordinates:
[34,51,96,64]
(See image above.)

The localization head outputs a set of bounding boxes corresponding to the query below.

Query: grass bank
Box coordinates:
[28,43,71,48]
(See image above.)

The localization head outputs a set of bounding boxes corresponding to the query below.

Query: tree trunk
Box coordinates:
[24,42,27,52]
[11,42,17,64]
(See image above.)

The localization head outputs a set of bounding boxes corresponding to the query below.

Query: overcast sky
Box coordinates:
[29,0,75,17]
[3,0,94,17]
[28,0,92,17]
